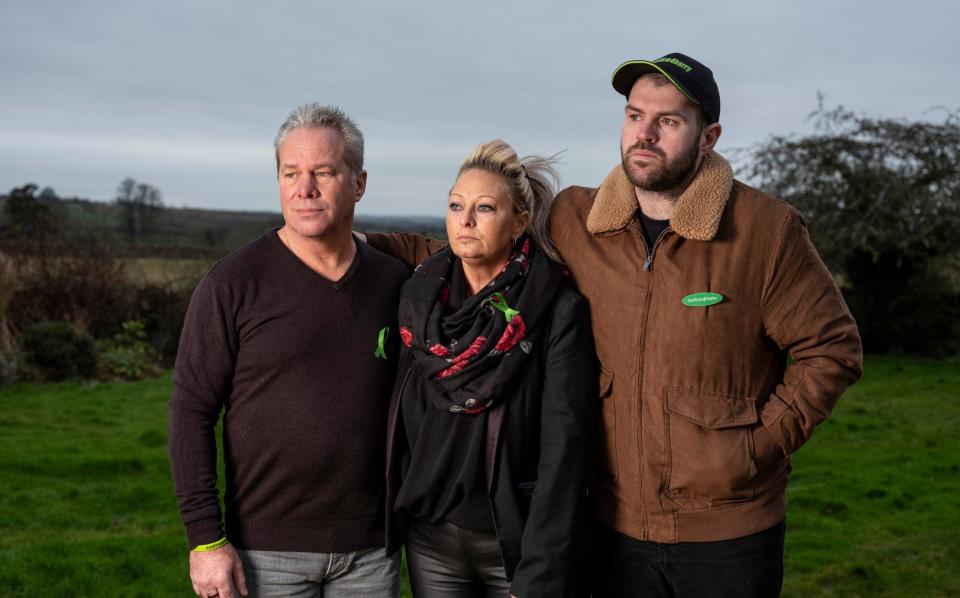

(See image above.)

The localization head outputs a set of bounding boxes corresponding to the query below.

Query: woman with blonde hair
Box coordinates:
[372,140,597,597]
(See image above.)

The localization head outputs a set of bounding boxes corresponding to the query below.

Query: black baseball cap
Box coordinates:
[611,52,720,124]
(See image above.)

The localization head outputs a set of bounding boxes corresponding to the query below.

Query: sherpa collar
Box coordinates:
[586,151,734,241]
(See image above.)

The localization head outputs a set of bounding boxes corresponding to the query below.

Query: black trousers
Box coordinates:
[591,521,786,598]
[406,518,511,598]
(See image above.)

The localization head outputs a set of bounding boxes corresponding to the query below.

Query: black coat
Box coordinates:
[386,286,599,598]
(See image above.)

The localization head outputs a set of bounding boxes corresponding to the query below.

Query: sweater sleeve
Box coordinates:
[168,273,239,548]
[511,293,598,598]
[759,211,863,455]
[364,232,447,268]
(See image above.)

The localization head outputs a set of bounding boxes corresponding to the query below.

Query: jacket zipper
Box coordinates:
[641,227,672,271]
[636,227,671,538]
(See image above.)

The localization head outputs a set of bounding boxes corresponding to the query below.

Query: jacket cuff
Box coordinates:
[758,394,792,455]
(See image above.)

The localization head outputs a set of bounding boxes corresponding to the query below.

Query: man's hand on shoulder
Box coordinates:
[189,542,248,598]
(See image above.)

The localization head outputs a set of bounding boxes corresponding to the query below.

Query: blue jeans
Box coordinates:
[237,546,400,598]
[591,521,786,598]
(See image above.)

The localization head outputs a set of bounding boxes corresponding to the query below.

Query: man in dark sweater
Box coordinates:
[168,104,409,598]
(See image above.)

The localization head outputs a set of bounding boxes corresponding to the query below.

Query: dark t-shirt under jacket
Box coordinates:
[168,231,408,553]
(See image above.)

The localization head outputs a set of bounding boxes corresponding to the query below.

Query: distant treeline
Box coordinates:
[0,182,445,259]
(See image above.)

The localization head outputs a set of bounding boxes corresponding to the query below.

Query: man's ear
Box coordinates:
[700,123,722,154]
[354,170,368,202]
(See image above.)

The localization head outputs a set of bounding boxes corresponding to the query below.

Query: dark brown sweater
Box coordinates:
[168,230,408,552]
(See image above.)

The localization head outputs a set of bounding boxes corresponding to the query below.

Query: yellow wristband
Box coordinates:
[192,537,228,552]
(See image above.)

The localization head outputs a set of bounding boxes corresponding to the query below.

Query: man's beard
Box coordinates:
[621,138,700,193]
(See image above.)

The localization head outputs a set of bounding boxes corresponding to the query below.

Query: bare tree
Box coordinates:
[116,178,164,240]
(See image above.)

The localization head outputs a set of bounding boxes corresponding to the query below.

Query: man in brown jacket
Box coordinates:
[550,53,863,597]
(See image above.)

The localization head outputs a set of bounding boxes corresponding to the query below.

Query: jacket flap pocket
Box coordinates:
[599,368,614,398]
[665,388,757,429]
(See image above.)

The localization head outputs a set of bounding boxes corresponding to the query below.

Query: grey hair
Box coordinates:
[457,139,563,262]
[273,103,364,177]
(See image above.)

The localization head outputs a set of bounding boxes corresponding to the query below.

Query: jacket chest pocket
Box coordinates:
[664,387,759,503]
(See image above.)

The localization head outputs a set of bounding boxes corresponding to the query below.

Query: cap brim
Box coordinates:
[611,60,700,106]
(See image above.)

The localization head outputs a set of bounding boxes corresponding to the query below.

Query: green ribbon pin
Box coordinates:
[489,292,519,323]
[374,326,389,359]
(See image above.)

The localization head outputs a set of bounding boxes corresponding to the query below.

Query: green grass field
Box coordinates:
[0,356,956,596]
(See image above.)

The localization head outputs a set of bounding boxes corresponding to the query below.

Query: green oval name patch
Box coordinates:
[682,292,724,307]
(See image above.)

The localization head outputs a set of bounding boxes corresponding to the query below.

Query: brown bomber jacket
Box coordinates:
[550,151,863,543]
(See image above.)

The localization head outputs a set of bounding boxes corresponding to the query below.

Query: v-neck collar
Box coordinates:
[271,229,362,290]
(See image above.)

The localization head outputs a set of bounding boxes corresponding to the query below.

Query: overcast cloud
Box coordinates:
[1,0,957,216]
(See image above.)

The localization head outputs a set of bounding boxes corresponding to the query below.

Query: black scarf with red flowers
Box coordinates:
[398,235,563,414]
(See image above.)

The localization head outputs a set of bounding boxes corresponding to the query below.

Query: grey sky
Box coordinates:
[1,0,957,216]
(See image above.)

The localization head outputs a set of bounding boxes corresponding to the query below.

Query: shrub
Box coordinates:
[0,252,15,355]
[6,236,134,339]
[740,104,960,356]
[0,351,21,385]
[97,321,160,380]
[131,284,193,365]
[20,321,97,381]
[843,252,960,356]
